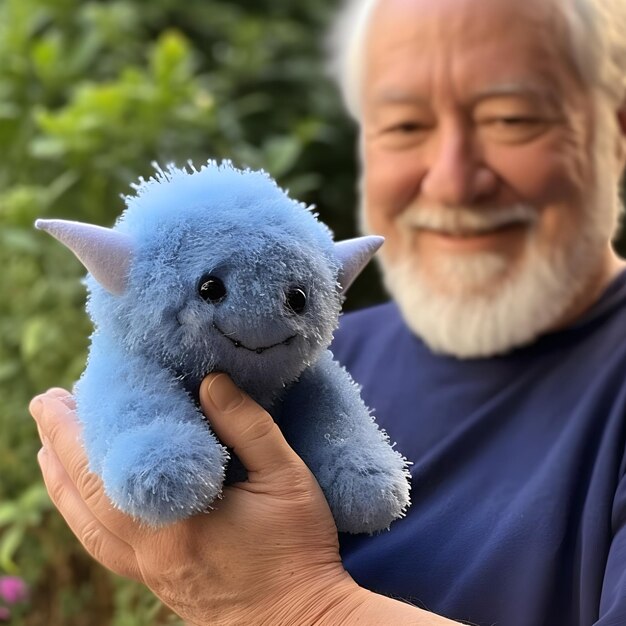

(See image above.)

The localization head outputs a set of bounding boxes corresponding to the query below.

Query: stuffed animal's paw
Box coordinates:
[322,460,411,535]
[101,419,227,526]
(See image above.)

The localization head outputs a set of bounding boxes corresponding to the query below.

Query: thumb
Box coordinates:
[199,373,301,477]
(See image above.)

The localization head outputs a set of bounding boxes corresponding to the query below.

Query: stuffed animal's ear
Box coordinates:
[35,219,133,296]
[335,236,384,294]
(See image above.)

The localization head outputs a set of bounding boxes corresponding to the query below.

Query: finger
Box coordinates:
[31,395,142,543]
[30,390,76,442]
[199,373,304,478]
[30,389,76,414]
[44,388,76,410]
[29,390,74,427]
[38,445,142,581]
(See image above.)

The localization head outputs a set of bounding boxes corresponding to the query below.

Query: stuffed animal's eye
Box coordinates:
[198,275,227,303]
[285,287,307,314]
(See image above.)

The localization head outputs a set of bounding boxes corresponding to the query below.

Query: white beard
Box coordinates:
[380,220,607,358]
[364,112,621,359]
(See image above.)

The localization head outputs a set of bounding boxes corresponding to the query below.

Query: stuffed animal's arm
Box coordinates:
[74,334,228,526]
[279,350,411,534]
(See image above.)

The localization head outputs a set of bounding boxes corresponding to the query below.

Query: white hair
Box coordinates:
[326,0,378,120]
[327,0,626,119]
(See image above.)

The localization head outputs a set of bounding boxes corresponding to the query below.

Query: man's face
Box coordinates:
[360,0,623,356]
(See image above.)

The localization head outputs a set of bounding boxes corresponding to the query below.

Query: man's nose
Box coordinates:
[420,124,497,206]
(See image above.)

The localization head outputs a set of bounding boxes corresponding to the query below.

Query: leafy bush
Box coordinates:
[0,0,371,623]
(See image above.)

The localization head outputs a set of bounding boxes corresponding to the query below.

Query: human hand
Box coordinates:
[29,374,366,626]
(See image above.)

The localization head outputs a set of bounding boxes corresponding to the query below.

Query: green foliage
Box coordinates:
[0,0,372,623]
[0,484,51,573]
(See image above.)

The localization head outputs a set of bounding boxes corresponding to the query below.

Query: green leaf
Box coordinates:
[19,483,51,512]
[0,524,24,572]
[263,135,303,178]
[0,502,19,526]
[150,30,192,86]
[31,34,63,83]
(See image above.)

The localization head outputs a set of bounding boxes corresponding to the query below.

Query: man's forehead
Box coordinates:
[364,0,579,104]
[372,82,562,107]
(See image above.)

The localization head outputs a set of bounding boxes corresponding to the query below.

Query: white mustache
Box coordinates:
[399,204,539,236]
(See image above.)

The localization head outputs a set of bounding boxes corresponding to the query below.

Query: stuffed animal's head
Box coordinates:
[36,162,382,404]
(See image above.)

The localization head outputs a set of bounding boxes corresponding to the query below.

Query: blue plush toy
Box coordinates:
[36,161,410,533]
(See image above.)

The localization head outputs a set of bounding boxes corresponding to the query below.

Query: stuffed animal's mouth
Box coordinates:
[212,322,297,354]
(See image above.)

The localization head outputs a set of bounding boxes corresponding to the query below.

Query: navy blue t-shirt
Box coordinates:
[332,270,626,626]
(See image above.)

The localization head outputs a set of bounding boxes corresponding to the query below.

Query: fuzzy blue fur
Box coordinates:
[62,161,410,533]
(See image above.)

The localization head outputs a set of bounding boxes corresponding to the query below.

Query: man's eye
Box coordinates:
[374,119,432,149]
[479,115,549,143]
[387,122,426,133]
[494,116,541,126]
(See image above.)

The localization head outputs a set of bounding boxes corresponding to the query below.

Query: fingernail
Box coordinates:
[29,397,43,420]
[37,446,48,467]
[207,374,245,413]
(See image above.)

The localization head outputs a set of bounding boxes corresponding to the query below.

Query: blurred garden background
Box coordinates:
[1,0,626,624]
[0,0,376,623]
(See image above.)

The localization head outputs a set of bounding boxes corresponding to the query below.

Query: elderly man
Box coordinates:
[29,0,626,624]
